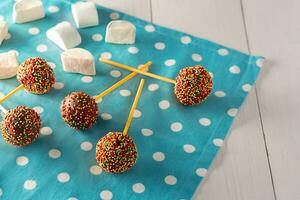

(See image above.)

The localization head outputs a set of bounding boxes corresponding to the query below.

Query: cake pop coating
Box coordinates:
[17,57,55,94]
[1,106,41,147]
[96,132,138,173]
[61,91,98,130]
[174,66,212,106]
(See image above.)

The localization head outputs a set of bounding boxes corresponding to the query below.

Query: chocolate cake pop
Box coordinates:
[17,57,55,94]
[61,91,98,130]
[96,131,138,173]
[174,66,212,105]
[1,106,41,146]
[100,58,213,106]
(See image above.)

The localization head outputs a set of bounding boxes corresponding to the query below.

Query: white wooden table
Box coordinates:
[91,1,299,199]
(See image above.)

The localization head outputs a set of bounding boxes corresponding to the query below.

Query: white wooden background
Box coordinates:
[90,0,300,199]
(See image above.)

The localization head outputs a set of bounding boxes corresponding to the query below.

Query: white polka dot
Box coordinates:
[48,62,56,69]
[152,152,165,161]
[81,76,93,83]
[110,70,121,78]
[33,106,44,114]
[48,5,59,13]
[256,58,264,68]
[242,84,252,92]
[9,50,19,56]
[164,59,176,66]
[28,27,40,35]
[80,141,93,151]
[110,12,120,20]
[54,81,64,89]
[40,127,53,135]
[0,16,3,21]
[148,83,159,91]
[0,188,2,196]
[229,65,240,74]
[36,44,48,52]
[181,36,192,44]
[5,33,11,40]
[192,53,202,62]
[68,197,78,200]
[101,113,112,120]
[214,91,226,97]
[159,100,170,110]
[92,33,103,42]
[213,138,224,147]
[132,183,145,193]
[227,108,238,117]
[16,156,29,166]
[100,52,112,59]
[164,175,177,185]
[141,128,153,136]
[218,48,229,56]
[196,168,207,177]
[120,89,131,96]
[24,180,37,190]
[128,46,139,54]
[100,190,113,200]
[199,118,211,126]
[145,24,155,32]
[57,172,70,183]
[183,144,196,153]
[48,149,61,159]
[170,122,182,132]
[133,109,142,118]
[154,42,166,50]
[90,165,102,175]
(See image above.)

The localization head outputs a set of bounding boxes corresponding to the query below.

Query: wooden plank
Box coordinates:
[150,0,275,199]
[242,0,300,199]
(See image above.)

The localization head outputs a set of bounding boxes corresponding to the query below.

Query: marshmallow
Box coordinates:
[61,48,95,75]
[0,20,8,46]
[72,2,99,28]
[105,20,136,44]
[0,51,19,79]
[46,21,81,50]
[13,0,45,24]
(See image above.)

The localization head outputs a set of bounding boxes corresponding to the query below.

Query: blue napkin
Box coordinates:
[0,0,263,199]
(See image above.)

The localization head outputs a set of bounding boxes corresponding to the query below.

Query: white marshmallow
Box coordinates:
[61,48,95,75]
[46,21,81,50]
[72,2,99,28]
[0,20,8,46]
[105,20,136,44]
[0,51,19,79]
[13,0,45,24]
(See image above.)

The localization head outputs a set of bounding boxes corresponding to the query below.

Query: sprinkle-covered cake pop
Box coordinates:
[96,132,138,173]
[17,57,55,94]
[1,106,41,146]
[174,66,212,106]
[61,91,98,130]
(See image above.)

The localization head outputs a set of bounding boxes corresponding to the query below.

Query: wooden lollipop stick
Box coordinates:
[100,58,176,85]
[94,62,152,101]
[0,84,24,104]
[123,79,145,136]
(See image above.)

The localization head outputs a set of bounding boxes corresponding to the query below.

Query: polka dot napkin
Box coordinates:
[0,0,264,199]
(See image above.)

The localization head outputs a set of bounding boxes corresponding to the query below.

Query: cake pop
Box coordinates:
[0,57,55,104]
[61,62,152,130]
[96,79,145,173]
[1,106,41,146]
[100,58,213,106]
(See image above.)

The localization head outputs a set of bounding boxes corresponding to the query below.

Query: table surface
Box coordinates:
[90,0,299,200]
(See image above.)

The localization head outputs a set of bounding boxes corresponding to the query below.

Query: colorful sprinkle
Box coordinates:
[96,132,138,173]
[17,57,55,94]
[174,66,213,106]
[1,106,41,147]
[61,91,98,130]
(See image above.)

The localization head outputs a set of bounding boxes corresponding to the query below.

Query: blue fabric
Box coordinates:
[0,0,263,199]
